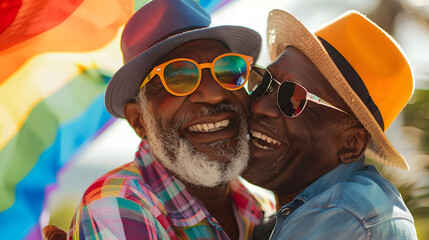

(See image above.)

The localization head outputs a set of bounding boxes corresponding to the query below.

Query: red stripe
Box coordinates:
[0,0,84,51]
[0,0,134,85]
[0,0,22,34]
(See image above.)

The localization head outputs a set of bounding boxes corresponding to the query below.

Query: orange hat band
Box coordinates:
[317,36,385,130]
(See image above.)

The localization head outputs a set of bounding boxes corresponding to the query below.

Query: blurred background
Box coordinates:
[1,0,428,239]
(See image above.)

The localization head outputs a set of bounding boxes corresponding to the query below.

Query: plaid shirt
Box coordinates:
[68,140,266,240]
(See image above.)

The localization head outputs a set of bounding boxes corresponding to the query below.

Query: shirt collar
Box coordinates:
[230,179,265,224]
[134,140,264,227]
[279,157,366,214]
[298,157,365,202]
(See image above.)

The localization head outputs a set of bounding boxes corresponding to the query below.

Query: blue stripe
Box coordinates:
[0,93,114,240]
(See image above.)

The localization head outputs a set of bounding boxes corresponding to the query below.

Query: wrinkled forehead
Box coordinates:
[269,47,322,84]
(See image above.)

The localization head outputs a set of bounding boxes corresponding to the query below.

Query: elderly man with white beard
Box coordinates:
[64,0,271,240]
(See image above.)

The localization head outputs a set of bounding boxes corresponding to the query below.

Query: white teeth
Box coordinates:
[252,139,272,150]
[220,119,229,127]
[188,119,231,133]
[253,131,261,138]
[250,130,281,146]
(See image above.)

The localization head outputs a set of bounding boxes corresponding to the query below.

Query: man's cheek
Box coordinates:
[150,96,183,126]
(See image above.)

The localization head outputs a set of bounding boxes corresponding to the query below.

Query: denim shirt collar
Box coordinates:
[278,157,366,214]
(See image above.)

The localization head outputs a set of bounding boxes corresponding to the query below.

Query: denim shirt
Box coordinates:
[269,158,417,240]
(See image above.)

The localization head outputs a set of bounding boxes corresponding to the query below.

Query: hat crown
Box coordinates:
[121,0,211,63]
[314,11,413,130]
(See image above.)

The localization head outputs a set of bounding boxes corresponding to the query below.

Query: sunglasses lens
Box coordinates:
[278,82,308,117]
[214,55,248,89]
[164,61,199,95]
[247,66,272,97]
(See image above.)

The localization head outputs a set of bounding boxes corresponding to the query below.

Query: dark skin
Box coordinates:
[123,39,251,240]
[242,47,370,206]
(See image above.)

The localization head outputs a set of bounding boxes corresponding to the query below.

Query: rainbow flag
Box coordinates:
[0,0,229,239]
[0,0,135,239]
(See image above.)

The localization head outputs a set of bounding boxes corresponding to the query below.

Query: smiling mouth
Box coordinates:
[250,130,282,150]
[188,119,230,133]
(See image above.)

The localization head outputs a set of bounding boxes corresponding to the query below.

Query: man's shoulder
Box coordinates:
[69,161,179,239]
[80,161,156,206]
[273,166,417,239]
[315,166,414,225]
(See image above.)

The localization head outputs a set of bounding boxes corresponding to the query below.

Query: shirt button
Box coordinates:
[280,207,292,216]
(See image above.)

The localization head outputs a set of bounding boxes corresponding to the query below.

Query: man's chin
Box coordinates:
[241,168,269,187]
[242,154,286,189]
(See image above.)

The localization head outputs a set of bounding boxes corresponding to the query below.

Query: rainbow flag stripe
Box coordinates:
[0,69,114,239]
[0,0,134,238]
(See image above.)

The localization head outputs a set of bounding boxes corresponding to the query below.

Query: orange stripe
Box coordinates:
[0,0,134,85]
[0,28,123,151]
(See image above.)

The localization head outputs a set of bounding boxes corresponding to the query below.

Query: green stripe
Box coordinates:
[0,68,110,211]
[134,0,150,11]
[133,0,200,11]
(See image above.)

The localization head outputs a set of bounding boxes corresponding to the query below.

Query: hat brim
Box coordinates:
[267,9,408,170]
[105,25,261,118]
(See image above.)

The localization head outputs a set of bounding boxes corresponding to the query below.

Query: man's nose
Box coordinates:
[188,69,229,105]
[250,91,281,119]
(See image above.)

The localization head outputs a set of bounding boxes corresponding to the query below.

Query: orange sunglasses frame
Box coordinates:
[139,53,254,96]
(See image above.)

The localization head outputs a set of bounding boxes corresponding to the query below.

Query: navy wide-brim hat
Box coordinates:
[105,0,262,118]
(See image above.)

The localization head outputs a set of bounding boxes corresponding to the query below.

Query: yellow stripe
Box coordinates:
[74,204,81,240]
[0,28,123,151]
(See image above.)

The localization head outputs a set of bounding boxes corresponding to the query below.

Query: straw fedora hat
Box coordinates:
[267,9,414,170]
[105,0,261,118]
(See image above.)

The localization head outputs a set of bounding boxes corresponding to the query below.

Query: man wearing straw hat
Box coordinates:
[243,10,418,239]
[64,0,272,239]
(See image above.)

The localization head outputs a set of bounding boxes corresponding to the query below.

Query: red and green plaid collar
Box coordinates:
[135,140,264,227]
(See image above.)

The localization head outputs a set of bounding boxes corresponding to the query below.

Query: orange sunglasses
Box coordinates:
[139,53,254,96]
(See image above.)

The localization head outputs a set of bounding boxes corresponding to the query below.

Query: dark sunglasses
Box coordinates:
[140,53,253,96]
[247,65,352,118]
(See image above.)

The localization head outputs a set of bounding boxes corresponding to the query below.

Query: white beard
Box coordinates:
[138,91,249,187]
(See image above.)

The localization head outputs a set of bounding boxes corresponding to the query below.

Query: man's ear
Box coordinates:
[337,127,370,163]
[123,103,146,139]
